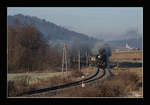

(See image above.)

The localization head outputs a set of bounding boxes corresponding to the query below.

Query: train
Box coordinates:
[70,54,107,69]
[70,45,111,69]
[70,56,96,66]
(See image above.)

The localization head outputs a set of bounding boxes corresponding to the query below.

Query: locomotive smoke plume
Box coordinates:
[91,41,105,55]
[91,41,112,57]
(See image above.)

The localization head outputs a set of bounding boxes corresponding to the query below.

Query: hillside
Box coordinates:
[7,14,99,49]
[7,14,142,51]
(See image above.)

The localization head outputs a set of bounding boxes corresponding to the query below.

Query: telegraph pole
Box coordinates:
[137,31,138,50]
[62,44,68,76]
[64,44,68,74]
[78,50,80,71]
[136,30,139,61]
[62,46,64,74]
[86,52,88,66]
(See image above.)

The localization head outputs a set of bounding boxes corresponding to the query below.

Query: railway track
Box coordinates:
[17,68,109,97]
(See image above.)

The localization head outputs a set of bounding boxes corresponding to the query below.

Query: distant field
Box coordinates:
[110,51,142,61]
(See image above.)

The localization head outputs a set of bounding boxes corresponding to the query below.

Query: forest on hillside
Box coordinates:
[8,24,93,73]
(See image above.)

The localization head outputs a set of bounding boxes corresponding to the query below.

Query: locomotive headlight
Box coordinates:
[81,75,85,79]
[98,55,101,58]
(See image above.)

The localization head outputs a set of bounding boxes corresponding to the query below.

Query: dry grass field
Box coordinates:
[54,71,141,97]
[110,51,142,61]
[7,67,96,97]
[109,51,143,97]
[7,51,143,97]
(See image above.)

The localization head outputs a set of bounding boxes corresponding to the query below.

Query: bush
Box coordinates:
[8,80,28,97]
[8,75,37,97]
[113,71,139,91]
[8,81,17,97]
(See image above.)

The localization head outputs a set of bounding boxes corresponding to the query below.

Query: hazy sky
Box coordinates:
[7,7,143,41]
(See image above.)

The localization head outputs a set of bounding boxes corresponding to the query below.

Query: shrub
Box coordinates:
[8,75,38,97]
[114,71,139,91]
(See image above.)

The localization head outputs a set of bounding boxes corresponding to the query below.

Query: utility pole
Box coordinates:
[137,31,138,50]
[136,30,139,62]
[86,52,88,66]
[62,44,68,76]
[78,50,80,71]
[65,44,68,74]
[62,46,64,74]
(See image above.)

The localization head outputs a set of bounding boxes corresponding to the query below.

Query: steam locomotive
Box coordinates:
[70,54,107,69]
[70,44,112,69]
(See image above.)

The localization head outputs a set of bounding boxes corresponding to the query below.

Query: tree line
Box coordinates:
[8,25,61,73]
[8,22,95,73]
